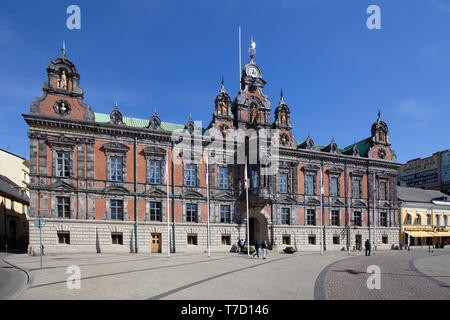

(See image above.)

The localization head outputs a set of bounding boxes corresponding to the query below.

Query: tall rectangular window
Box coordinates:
[110,200,123,220]
[279,173,288,193]
[379,181,387,200]
[417,215,422,225]
[281,208,290,225]
[218,167,229,190]
[436,215,441,226]
[354,211,362,226]
[220,205,231,223]
[427,214,432,225]
[306,209,316,226]
[331,210,340,226]
[110,157,123,181]
[352,179,361,199]
[305,175,315,195]
[444,215,448,226]
[56,151,70,177]
[185,164,197,187]
[380,211,388,227]
[149,161,161,184]
[330,177,338,196]
[186,203,198,223]
[149,201,162,221]
[57,197,70,218]
[251,169,259,188]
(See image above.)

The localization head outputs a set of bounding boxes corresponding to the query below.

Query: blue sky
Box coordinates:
[0,0,449,163]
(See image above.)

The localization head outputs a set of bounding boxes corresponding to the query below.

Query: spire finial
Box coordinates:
[221,75,224,87]
[378,109,381,120]
[248,36,256,59]
[61,40,66,57]
[220,75,226,93]
[154,107,157,114]
[281,88,283,98]
[114,101,118,109]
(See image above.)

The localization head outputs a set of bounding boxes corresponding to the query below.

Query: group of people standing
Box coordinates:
[237,239,268,259]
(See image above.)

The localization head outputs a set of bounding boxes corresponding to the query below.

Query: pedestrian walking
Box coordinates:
[252,240,260,258]
[262,240,268,259]
[365,239,371,256]
[236,238,241,253]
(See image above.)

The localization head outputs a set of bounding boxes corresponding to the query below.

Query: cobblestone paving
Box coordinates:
[5,251,348,300]
[323,250,450,300]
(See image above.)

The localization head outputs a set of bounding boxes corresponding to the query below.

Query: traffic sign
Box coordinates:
[34,218,45,229]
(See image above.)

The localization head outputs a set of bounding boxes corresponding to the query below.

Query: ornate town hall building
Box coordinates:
[24,46,401,255]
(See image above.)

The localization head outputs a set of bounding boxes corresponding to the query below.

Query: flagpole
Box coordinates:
[373,172,377,255]
[239,26,242,83]
[320,165,324,256]
[166,150,170,257]
[206,153,211,258]
[245,157,250,257]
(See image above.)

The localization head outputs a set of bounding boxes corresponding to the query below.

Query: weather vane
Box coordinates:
[248,36,256,58]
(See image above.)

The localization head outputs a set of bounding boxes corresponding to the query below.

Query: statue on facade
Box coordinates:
[250,104,258,123]
[280,110,287,125]
[219,100,228,116]
[59,70,68,89]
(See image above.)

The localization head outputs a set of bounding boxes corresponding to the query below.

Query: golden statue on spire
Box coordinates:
[248,36,256,58]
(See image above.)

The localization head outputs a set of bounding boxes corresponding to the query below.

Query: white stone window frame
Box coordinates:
[378,178,388,200]
[180,151,201,188]
[352,210,363,226]
[351,177,363,199]
[51,194,76,219]
[50,143,75,178]
[146,200,167,223]
[330,209,340,226]
[305,208,317,226]
[104,197,129,221]
[213,201,235,224]
[328,175,341,197]
[379,211,388,227]
[56,196,71,219]
[280,207,291,225]
[143,147,167,185]
[217,166,231,190]
[278,170,289,194]
[102,143,129,182]
[219,204,231,224]
[184,202,201,223]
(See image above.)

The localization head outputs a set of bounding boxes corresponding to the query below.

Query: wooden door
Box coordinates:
[151,233,162,253]
[355,235,362,251]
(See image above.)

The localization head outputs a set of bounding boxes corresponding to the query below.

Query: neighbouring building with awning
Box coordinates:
[398,186,450,247]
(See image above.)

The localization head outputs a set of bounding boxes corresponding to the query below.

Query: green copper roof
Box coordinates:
[94,112,190,132]
[95,112,370,156]
[344,138,371,157]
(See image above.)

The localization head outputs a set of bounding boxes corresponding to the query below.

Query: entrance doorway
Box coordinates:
[9,220,17,247]
[249,218,257,245]
[151,233,161,253]
[355,235,362,251]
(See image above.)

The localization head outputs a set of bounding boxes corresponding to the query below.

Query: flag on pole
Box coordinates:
[166,149,170,257]
[320,169,324,194]
[205,154,209,186]
[244,161,248,189]
[164,150,169,184]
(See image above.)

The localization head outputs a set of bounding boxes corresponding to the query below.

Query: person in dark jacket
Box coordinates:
[261,240,268,259]
[365,239,371,256]
[252,240,260,258]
